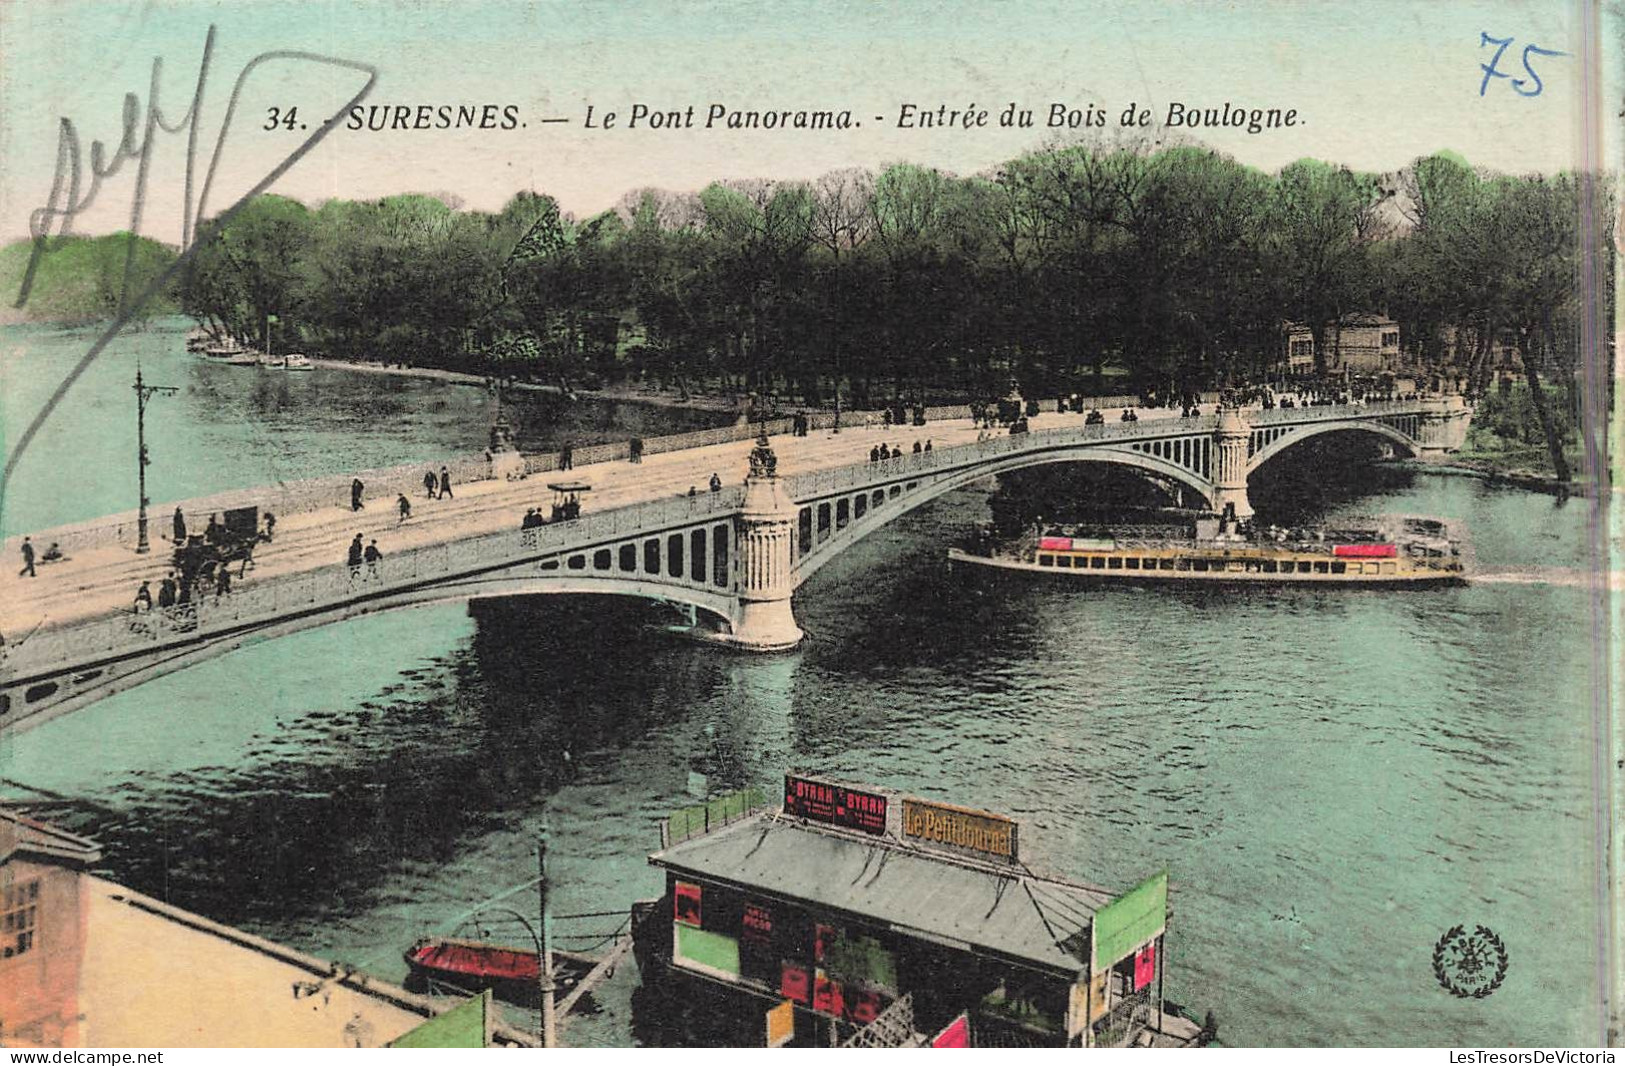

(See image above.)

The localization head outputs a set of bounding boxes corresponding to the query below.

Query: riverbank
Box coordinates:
[305,356,746,415]
[1399,456,1594,496]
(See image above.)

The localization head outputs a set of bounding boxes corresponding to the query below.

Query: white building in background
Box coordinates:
[1285,313,1402,375]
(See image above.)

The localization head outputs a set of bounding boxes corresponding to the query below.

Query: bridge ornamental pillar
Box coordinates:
[1212,405,1253,519]
[1413,395,1472,459]
[726,431,804,652]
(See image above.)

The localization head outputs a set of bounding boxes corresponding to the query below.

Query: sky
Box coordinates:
[0,0,1618,246]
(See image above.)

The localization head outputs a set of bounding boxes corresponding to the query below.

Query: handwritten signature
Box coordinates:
[3,26,376,494]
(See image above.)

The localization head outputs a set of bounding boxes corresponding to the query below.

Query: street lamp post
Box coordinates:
[538,838,557,1050]
[133,365,177,554]
[471,905,548,1040]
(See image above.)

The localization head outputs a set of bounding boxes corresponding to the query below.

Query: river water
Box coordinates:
[0,319,727,538]
[0,321,1608,1047]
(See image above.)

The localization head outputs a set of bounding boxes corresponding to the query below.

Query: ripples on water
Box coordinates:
[0,334,1607,1046]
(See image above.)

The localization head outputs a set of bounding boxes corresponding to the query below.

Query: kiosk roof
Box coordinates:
[651,813,1111,975]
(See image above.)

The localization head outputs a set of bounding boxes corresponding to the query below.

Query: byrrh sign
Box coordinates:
[902,798,1019,863]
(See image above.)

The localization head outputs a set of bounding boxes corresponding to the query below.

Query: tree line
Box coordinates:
[143,143,1607,476]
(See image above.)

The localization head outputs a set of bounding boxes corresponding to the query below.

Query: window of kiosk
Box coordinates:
[672,881,742,982]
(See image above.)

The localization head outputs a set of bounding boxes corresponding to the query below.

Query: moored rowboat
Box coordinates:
[403,935,600,1006]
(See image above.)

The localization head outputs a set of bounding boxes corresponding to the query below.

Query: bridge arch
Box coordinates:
[1,568,745,735]
[791,444,1219,586]
[1247,419,1418,474]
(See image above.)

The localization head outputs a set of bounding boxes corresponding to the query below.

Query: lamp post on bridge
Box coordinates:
[133,365,178,554]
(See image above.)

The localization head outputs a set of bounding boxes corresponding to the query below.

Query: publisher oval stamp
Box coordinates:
[1433,924,1509,998]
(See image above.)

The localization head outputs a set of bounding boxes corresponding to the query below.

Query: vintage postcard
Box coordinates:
[0,0,1618,1051]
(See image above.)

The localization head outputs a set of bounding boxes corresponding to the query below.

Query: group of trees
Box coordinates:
[1,232,177,324]
[165,142,1608,472]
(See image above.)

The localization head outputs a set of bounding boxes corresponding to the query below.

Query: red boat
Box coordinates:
[404,936,599,1006]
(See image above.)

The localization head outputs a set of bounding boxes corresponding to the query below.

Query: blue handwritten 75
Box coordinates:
[1480,33,1568,97]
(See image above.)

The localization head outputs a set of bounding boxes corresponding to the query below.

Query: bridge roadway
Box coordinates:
[0,407,1130,640]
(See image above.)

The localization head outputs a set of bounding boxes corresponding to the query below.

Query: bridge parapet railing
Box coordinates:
[518,418,800,475]
[7,402,1011,556]
[1,486,747,683]
[1247,398,1425,426]
[782,415,1220,501]
[2,452,494,558]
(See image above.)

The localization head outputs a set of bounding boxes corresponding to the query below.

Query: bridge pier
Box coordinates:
[719,432,803,652]
[1211,405,1253,519]
[1412,395,1472,459]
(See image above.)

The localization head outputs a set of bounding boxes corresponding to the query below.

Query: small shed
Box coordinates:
[639,775,1198,1048]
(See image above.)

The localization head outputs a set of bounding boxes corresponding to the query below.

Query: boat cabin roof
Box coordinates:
[650,812,1110,977]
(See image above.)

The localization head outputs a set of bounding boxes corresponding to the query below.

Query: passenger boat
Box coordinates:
[402,935,600,1006]
[283,352,314,371]
[950,515,1467,585]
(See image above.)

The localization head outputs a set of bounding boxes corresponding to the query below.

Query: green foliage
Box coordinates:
[162,148,1611,409]
[1,233,179,324]
[1470,382,1575,446]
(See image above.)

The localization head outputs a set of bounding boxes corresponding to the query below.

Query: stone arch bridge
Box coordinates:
[0,397,1469,733]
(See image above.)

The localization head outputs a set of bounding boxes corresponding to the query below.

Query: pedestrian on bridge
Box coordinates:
[398,495,412,523]
[159,574,178,609]
[263,512,277,542]
[172,507,187,544]
[348,533,365,579]
[364,540,383,580]
[438,466,453,499]
[18,537,35,578]
[560,442,574,470]
[630,436,644,463]
[709,472,722,492]
[912,440,922,454]
[924,439,932,452]
[351,478,365,511]
[134,581,153,613]
[423,470,438,499]
[215,566,232,600]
